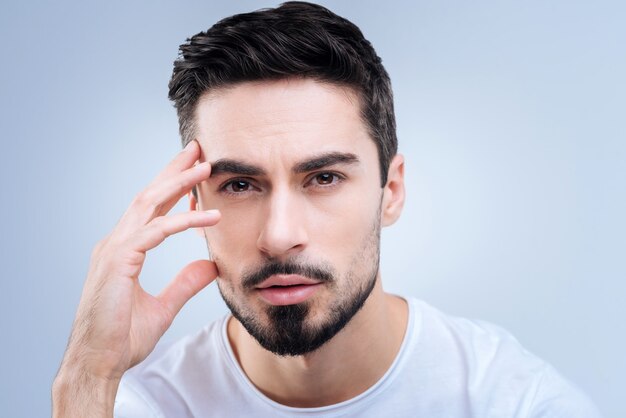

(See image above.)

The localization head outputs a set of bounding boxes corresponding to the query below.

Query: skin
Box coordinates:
[52,139,219,417]
[52,78,407,416]
[193,78,408,407]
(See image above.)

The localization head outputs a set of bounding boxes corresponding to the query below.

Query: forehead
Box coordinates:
[193,78,374,162]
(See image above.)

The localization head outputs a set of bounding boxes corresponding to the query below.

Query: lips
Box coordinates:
[255,274,323,305]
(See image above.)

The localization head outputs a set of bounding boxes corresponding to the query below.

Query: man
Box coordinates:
[52,2,602,417]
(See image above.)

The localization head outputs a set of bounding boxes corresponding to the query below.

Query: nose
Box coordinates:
[257,186,308,259]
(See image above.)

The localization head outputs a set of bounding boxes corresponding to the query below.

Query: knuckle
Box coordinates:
[90,234,112,260]
[124,250,146,267]
[92,239,105,256]
[110,245,145,269]
[184,216,195,229]
[150,215,165,228]
[147,217,169,241]
[133,190,162,217]
[132,191,148,207]
[177,177,190,193]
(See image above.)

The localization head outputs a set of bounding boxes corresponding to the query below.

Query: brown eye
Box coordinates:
[315,173,335,185]
[225,180,250,193]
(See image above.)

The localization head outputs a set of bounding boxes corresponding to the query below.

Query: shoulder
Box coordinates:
[409,297,545,373]
[404,297,603,417]
[528,363,604,418]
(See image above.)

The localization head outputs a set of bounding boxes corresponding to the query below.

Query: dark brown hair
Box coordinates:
[168,1,396,186]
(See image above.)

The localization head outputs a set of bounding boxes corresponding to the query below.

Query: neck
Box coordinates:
[227,279,408,408]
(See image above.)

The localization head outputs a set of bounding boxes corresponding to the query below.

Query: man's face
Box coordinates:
[194,79,385,356]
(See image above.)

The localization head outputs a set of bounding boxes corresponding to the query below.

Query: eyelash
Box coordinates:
[218,172,345,196]
[219,178,259,196]
[305,172,345,189]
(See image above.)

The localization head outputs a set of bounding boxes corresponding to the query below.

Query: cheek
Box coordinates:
[307,187,381,252]
[204,202,263,264]
[201,181,381,265]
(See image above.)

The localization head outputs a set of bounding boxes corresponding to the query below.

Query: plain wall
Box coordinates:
[0,1,623,416]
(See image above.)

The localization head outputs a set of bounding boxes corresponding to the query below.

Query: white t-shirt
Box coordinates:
[114,297,602,417]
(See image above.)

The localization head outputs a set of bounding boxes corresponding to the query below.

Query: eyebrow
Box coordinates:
[208,152,360,178]
[209,159,266,177]
[292,152,360,174]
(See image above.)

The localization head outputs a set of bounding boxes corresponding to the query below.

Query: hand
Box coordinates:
[53,140,219,416]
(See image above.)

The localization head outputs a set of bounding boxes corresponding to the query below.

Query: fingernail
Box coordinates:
[204,209,220,216]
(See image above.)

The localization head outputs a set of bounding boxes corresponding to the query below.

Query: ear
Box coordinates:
[381,154,405,227]
[188,190,206,237]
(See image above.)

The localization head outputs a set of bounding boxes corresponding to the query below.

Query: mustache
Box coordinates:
[241,261,334,289]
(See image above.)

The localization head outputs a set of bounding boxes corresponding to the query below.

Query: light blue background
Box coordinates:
[1,1,623,416]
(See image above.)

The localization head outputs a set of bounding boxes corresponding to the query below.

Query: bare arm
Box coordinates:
[52,140,218,417]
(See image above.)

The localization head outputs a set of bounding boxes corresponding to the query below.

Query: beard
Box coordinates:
[214,209,382,357]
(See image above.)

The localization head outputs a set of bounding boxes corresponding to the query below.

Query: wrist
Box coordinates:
[53,365,121,418]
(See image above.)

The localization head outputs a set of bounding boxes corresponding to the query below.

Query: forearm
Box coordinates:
[52,366,120,418]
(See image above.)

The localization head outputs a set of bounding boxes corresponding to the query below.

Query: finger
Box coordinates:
[127,209,221,253]
[152,140,201,184]
[157,259,219,318]
[117,162,212,234]
[114,140,200,234]
[148,161,211,216]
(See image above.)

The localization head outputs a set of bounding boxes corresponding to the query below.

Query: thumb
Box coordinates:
[157,259,219,318]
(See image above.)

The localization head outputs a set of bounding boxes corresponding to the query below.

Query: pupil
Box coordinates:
[234,181,248,191]
[318,174,332,184]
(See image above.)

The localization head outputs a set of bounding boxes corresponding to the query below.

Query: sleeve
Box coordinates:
[527,364,604,418]
[114,375,164,418]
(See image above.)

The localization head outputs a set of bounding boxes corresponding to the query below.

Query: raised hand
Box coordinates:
[53,140,219,417]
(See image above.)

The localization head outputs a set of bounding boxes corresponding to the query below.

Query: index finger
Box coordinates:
[114,140,210,234]
[151,140,201,185]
